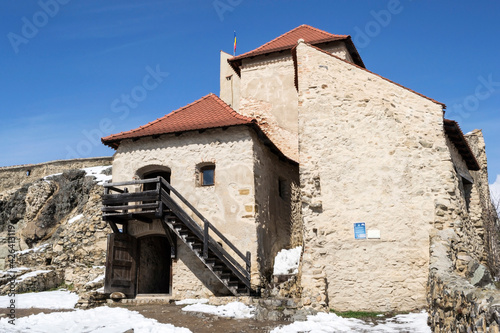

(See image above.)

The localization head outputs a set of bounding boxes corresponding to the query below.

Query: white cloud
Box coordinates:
[490,174,500,216]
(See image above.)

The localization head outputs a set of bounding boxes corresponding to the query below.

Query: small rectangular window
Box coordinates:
[278,178,287,200]
[201,165,215,186]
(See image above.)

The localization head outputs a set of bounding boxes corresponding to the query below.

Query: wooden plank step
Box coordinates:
[213,265,231,273]
[205,258,223,265]
[237,288,248,294]
[185,236,199,243]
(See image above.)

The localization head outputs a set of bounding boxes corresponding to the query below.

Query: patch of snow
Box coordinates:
[273,246,302,275]
[1,267,30,274]
[0,290,79,309]
[16,270,52,282]
[182,301,255,319]
[42,166,111,185]
[271,311,431,333]
[82,165,112,185]
[96,286,105,293]
[15,243,49,255]
[92,265,105,269]
[175,298,209,305]
[85,274,104,286]
[0,306,192,333]
[68,214,84,224]
[43,172,62,180]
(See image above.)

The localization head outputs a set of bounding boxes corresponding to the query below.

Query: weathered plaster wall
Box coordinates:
[0,157,112,193]
[220,51,240,111]
[295,42,453,312]
[251,130,300,281]
[126,218,231,298]
[112,126,260,296]
[236,41,352,162]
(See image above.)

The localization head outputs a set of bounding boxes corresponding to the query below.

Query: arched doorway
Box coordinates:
[143,170,171,189]
[137,235,171,294]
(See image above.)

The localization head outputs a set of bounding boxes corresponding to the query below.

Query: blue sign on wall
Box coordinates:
[354,223,366,239]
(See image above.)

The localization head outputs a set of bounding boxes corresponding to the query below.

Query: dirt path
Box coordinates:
[110,303,287,332]
[0,304,288,333]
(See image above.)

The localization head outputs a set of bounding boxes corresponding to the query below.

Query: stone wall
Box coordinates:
[428,229,500,332]
[220,51,241,111]
[251,129,300,282]
[466,130,500,278]
[112,125,296,296]
[295,41,454,312]
[235,41,353,162]
[0,169,111,297]
[0,157,112,193]
[427,130,500,331]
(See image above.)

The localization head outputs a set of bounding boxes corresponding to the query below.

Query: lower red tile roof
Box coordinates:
[101,94,254,149]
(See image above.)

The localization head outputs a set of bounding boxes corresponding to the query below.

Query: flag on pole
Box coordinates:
[233,31,237,56]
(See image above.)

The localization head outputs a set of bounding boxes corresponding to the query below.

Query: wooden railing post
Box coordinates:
[156,177,163,217]
[203,221,209,259]
[246,251,251,274]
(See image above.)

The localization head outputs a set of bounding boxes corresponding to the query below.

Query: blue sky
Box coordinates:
[1,0,499,183]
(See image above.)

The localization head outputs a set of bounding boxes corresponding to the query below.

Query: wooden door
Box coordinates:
[104,233,137,297]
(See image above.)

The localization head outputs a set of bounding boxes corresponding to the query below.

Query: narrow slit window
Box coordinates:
[278,177,287,200]
[200,165,215,186]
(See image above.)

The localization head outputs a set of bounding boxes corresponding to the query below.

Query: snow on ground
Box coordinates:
[15,243,49,255]
[182,301,255,319]
[175,298,209,305]
[85,274,104,286]
[16,270,51,282]
[271,311,431,333]
[0,290,79,310]
[273,246,302,275]
[1,267,30,275]
[82,165,112,185]
[68,214,84,224]
[0,306,192,333]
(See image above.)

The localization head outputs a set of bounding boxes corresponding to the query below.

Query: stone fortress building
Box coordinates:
[95,24,498,316]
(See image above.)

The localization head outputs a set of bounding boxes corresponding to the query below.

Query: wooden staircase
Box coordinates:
[102,177,253,296]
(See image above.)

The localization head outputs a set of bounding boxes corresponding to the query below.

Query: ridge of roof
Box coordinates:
[292,41,446,108]
[101,93,254,149]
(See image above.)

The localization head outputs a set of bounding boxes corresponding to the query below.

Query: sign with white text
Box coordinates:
[354,223,366,239]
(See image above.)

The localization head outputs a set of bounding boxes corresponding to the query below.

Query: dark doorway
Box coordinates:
[137,235,171,294]
[143,170,171,192]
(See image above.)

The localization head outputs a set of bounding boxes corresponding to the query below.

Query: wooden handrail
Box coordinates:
[160,178,250,270]
[103,176,252,288]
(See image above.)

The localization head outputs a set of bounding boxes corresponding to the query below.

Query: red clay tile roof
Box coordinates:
[232,24,348,61]
[229,25,364,73]
[102,94,254,149]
